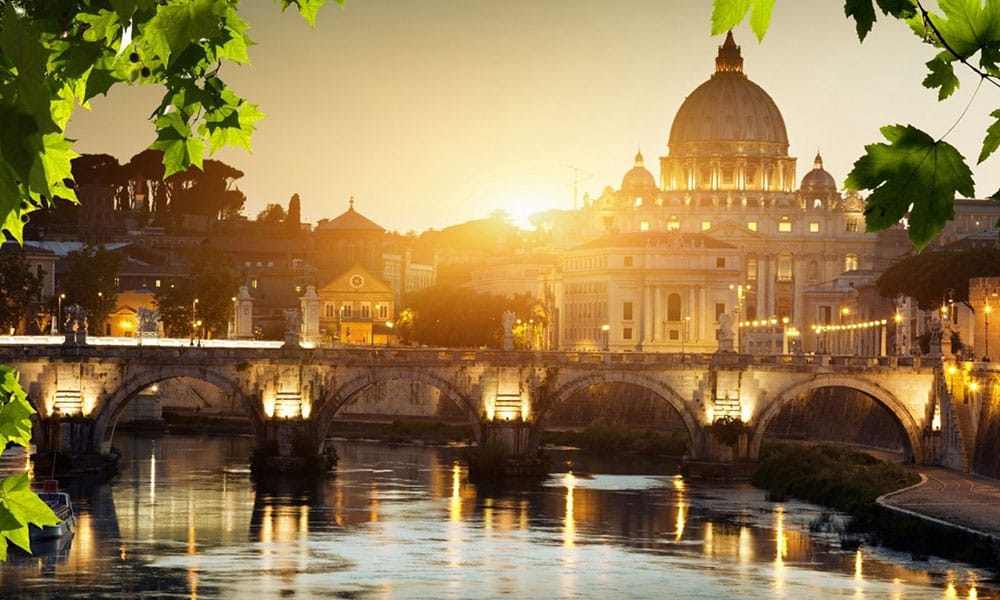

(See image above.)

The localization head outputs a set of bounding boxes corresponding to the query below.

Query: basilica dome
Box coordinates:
[800,152,837,193]
[621,150,657,199]
[667,32,788,156]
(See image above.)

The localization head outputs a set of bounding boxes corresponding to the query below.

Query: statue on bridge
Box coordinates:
[502,310,516,351]
[717,312,735,353]
[136,307,160,339]
[63,304,88,346]
[283,308,302,348]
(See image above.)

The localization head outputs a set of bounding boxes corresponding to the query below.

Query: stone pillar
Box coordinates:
[300,285,320,345]
[234,286,254,339]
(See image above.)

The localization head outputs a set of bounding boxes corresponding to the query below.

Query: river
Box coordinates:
[0,433,994,599]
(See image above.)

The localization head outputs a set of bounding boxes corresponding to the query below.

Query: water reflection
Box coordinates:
[0,434,995,599]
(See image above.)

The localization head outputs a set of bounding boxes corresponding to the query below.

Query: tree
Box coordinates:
[877,247,1000,310]
[400,286,543,348]
[712,0,1000,250]
[286,193,302,233]
[0,0,336,562]
[0,248,43,334]
[60,245,125,335]
[256,203,287,224]
[154,243,240,338]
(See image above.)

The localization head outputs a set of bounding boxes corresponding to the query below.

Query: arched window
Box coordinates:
[667,293,682,322]
[844,254,859,272]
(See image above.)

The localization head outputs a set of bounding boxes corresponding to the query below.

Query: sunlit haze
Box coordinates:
[65,1,999,233]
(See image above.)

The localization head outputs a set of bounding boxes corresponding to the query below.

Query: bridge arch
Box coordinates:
[313,367,476,444]
[542,371,704,457]
[750,374,924,463]
[94,365,263,451]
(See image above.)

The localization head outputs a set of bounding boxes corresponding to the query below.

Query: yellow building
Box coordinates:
[317,265,396,345]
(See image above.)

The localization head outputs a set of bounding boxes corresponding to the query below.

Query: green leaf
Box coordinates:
[144,0,222,67]
[980,108,1000,163]
[282,0,337,27]
[923,53,960,100]
[207,101,265,154]
[924,0,1000,60]
[0,473,60,556]
[846,124,974,250]
[845,0,878,40]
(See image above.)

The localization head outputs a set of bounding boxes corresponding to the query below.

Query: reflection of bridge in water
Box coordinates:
[3,342,998,470]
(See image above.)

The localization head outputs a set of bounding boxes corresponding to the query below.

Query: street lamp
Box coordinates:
[385,321,394,346]
[52,292,65,335]
[985,303,992,361]
[601,323,610,351]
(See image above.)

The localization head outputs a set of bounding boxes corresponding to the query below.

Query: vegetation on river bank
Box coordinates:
[754,443,997,567]
[543,419,688,457]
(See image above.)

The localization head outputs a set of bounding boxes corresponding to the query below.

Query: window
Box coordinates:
[844,254,859,272]
[669,330,679,340]
[846,219,859,232]
[747,254,758,280]
[251,278,258,289]
[667,293,681,321]
[820,306,832,325]
[778,254,793,281]
[778,220,792,233]
[624,256,634,267]
[361,303,371,319]
[716,257,725,268]
[667,218,680,231]
[325,303,335,318]
[377,304,388,319]
[155,279,161,288]
[809,222,820,233]
[701,221,712,231]
[747,221,757,232]
[639,221,650,231]
[342,304,353,319]
[716,303,726,319]
[623,302,633,321]
[623,328,633,340]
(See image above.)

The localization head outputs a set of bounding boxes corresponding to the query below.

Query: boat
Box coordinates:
[27,480,75,554]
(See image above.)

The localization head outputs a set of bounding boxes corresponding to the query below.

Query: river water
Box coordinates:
[0,433,994,599]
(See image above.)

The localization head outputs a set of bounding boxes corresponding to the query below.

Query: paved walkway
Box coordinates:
[878,467,1000,540]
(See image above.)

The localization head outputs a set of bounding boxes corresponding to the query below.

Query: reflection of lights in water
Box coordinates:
[370,481,380,523]
[704,521,714,556]
[563,471,576,548]
[450,462,462,522]
[854,549,863,581]
[483,498,494,532]
[187,489,197,554]
[672,476,687,541]
[150,451,156,504]
[945,581,958,599]
[773,508,786,597]
[738,527,753,564]
[970,586,978,600]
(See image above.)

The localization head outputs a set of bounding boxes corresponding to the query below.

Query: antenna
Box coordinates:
[564,165,593,210]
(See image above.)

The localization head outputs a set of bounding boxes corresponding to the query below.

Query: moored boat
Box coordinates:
[28,480,76,553]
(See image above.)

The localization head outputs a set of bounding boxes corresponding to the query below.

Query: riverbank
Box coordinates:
[754,443,999,568]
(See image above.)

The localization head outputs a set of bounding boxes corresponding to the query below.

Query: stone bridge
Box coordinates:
[1,343,995,472]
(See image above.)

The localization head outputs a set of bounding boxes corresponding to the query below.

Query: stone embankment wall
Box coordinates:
[973,376,1000,478]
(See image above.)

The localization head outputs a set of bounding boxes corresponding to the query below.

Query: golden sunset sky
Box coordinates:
[66,1,997,232]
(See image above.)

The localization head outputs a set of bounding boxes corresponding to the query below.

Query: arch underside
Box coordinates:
[753,376,923,463]
[94,366,261,449]
[542,372,703,456]
[313,369,476,443]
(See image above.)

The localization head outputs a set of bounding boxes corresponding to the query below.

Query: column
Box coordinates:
[652,286,662,343]
[698,286,707,344]
[643,286,652,347]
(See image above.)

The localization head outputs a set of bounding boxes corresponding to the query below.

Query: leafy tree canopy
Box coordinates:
[154,242,240,338]
[0,0,338,243]
[712,0,1000,250]
[0,246,43,334]
[876,246,1000,309]
[400,285,544,349]
[61,244,125,333]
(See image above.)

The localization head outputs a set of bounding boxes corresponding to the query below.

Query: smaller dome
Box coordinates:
[621,150,657,197]
[800,152,837,193]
